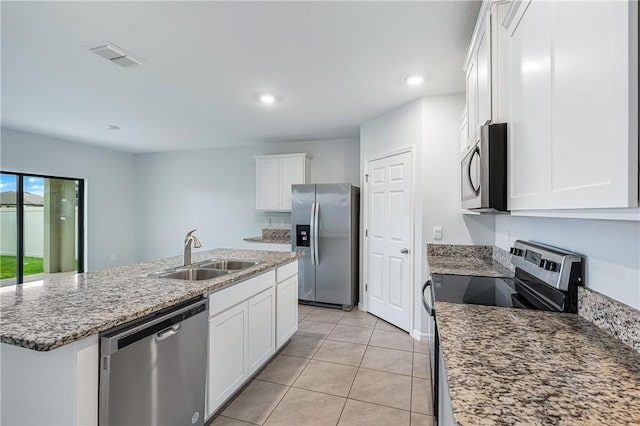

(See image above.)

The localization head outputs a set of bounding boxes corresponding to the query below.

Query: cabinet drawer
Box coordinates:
[209,270,276,317]
[276,260,298,283]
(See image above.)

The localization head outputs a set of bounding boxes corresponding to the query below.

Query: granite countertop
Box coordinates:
[428,255,513,277]
[244,228,291,245]
[243,236,291,244]
[436,301,640,425]
[0,249,299,351]
[427,244,513,278]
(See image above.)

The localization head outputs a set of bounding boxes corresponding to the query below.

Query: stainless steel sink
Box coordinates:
[193,260,262,270]
[147,259,262,281]
[155,268,231,281]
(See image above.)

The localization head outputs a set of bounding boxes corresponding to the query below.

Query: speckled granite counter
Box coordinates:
[436,301,640,425]
[243,236,291,244]
[244,228,291,244]
[427,244,513,278]
[0,249,299,351]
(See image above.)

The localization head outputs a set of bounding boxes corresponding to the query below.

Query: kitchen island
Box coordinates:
[0,248,300,425]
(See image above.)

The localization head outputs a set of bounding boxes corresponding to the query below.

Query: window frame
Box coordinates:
[1,170,85,284]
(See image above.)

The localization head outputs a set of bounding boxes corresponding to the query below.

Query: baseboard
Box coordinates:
[411,329,430,341]
[357,302,364,311]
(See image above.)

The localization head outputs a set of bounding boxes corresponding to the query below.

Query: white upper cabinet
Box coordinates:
[507,0,552,210]
[476,17,492,130]
[255,153,311,211]
[465,60,478,146]
[465,4,495,147]
[505,0,638,210]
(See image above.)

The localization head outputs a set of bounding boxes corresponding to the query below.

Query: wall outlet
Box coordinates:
[433,226,443,240]
[110,254,117,262]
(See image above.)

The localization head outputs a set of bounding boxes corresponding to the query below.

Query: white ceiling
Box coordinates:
[1,1,481,153]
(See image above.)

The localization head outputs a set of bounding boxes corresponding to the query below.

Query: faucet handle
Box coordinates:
[193,235,202,248]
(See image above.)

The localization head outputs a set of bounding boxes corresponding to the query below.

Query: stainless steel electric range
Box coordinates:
[422,240,584,424]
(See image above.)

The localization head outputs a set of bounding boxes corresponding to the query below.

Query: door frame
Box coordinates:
[362,146,416,334]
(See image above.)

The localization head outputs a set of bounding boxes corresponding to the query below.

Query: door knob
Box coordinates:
[401,248,409,254]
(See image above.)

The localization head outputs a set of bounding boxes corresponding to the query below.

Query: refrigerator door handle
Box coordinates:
[314,203,320,264]
[310,202,316,265]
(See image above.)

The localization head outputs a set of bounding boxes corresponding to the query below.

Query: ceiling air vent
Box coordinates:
[89,42,143,68]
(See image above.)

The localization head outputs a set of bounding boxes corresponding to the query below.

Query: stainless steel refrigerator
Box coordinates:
[291,184,359,310]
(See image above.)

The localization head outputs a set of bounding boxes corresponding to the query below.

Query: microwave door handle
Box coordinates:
[467,147,480,196]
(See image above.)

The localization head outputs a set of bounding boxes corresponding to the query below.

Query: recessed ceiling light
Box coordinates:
[259,94,276,105]
[405,75,424,86]
[105,124,120,130]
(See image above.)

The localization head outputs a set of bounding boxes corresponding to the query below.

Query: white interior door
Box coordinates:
[367,151,412,331]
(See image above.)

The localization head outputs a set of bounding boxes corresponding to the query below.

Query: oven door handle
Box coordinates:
[422,280,435,317]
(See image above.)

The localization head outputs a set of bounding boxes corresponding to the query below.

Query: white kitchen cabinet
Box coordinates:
[459,106,468,153]
[276,274,298,349]
[465,60,478,145]
[476,15,491,130]
[464,6,493,146]
[207,302,248,416]
[256,157,281,211]
[248,287,275,374]
[507,0,552,210]
[255,153,311,211]
[206,262,298,419]
[505,0,638,210]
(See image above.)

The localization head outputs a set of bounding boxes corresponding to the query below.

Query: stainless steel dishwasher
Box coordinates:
[99,297,208,426]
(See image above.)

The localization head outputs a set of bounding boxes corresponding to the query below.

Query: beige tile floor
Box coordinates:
[208,305,434,426]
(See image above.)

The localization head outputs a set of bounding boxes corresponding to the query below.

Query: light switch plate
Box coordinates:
[433,226,443,240]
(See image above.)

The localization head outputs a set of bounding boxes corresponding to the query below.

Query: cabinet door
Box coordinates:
[256,158,281,210]
[207,302,248,417]
[276,275,298,349]
[280,157,305,211]
[465,61,478,145]
[546,1,637,208]
[248,288,275,375]
[507,0,551,210]
[476,14,491,130]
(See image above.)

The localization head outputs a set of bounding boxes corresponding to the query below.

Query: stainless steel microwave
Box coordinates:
[461,123,507,212]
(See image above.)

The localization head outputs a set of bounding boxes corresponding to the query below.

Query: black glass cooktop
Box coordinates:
[431,275,519,307]
[430,274,564,311]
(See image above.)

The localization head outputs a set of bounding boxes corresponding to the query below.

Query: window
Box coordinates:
[0,172,84,286]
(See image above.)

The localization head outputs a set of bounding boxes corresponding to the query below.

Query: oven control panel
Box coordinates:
[510,241,582,291]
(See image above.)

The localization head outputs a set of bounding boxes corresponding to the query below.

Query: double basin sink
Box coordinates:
[148,259,262,281]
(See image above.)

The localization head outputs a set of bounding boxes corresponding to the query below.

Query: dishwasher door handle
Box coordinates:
[156,323,181,341]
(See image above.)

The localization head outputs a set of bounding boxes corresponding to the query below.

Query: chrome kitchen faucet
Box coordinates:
[183,229,202,267]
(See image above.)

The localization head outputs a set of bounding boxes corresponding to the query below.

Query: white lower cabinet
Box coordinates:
[248,287,276,374]
[207,302,248,416]
[206,261,298,419]
[276,275,298,349]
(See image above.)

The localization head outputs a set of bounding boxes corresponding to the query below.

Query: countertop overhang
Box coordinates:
[0,249,299,351]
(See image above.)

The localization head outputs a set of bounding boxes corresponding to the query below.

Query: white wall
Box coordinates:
[360,99,425,337]
[0,127,136,270]
[360,95,495,338]
[421,95,495,259]
[133,138,359,262]
[495,215,640,310]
